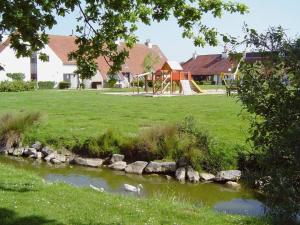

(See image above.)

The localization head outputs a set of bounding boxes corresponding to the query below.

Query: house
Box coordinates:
[0,35,167,88]
[182,52,234,84]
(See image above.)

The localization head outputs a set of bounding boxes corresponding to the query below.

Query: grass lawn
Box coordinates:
[0,90,248,148]
[0,162,269,225]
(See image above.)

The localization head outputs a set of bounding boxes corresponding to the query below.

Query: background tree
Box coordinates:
[237,27,300,224]
[0,0,247,80]
[143,52,160,73]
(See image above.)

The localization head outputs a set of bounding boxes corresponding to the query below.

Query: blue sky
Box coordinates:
[49,0,300,62]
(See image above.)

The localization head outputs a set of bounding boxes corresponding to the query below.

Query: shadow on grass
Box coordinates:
[0,208,63,225]
[0,183,39,192]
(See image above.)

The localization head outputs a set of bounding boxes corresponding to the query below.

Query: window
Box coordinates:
[63,74,72,82]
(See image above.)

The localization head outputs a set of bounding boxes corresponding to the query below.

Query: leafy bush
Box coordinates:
[74,129,122,158]
[0,81,35,92]
[0,112,42,148]
[131,80,144,87]
[38,81,55,89]
[6,73,25,81]
[58,81,70,89]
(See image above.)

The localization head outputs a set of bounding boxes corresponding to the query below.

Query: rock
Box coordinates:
[55,154,66,163]
[165,175,172,180]
[73,157,103,167]
[175,167,186,182]
[199,172,215,181]
[44,152,57,162]
[0,147,8,154]
[31,141,42,151]
[144,161,176,174]
[51,158,61,164]
[41,146,54,156]
[186,166,200,183]
[125,161,148,175]
[34,152,43,159]
[7,148,14,155]
[108,161,127,171]
[226,181,241,188]
[110,154,125,163]
[23,148,37,157]
[12,148,24,156]
[214,170,242,182]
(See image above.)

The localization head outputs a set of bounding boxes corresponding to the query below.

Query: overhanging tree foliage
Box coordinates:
[0,0,247,79]
[237,27,300,224]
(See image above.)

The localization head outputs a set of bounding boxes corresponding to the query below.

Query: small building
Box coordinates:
[182,52,234,85]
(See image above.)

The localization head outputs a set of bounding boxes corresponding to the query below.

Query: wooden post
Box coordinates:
[152,73,155,94]
[170,72,173,94]
[145,75,148,93]
[137,77,140,94]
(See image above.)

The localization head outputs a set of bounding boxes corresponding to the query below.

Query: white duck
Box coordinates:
[123,184,143,194]
[89,184,104,192]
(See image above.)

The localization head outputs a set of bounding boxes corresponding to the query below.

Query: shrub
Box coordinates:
[74,129,122,158]
[0,81,35,92]
[6,73,25,81]
[58,81,70,89]
[38,81,55,89]
[0,112,42,148]
[131,80,144,87]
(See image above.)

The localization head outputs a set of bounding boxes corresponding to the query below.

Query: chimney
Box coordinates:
[193,51,197,60]
[221,45,228,59]
[145,39,152,48]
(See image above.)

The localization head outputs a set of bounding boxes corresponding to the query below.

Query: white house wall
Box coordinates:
[0,46,30,81]
[36,45,65,85]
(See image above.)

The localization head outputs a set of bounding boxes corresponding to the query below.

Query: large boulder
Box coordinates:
[226,181,241,188]
[175,167,186,182]
[34,151,43,159]
[51,158,61,164]
[23,148,37,157]
[55,154,66,163]
[144,161,176,174]
[44,152,57,162]
[0,147,8,155]
[31,141,42,151]
[108,161,127,171]
[199,172,215,181]
[41,146,54,156]
[125,161,148,175]
[12,148,24,156]
[7,148,14,155]
[73,157,103,167]
[110,154,125,163]
[214,170,241,182]
[186,166,200,183]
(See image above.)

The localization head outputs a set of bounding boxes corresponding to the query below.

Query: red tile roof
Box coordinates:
[182,54,235,76]
[47,35,167,76]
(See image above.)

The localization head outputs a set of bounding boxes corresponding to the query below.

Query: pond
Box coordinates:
[0,155,266,217]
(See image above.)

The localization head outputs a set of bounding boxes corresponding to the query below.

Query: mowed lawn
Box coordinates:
[0,90,249,147]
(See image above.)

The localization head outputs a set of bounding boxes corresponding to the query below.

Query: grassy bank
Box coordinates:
[0,162,269,225]
[0,90,248,147]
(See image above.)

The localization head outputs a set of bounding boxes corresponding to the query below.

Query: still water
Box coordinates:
[0,155,266,217]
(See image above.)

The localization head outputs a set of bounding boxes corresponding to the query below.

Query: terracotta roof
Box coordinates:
[182,54,235,76]
[47,35,167,76]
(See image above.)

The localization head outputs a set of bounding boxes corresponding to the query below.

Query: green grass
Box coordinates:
[0,90,248,148]
[0,162,269,225]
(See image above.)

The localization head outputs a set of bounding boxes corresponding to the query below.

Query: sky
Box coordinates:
[49,0,300,62]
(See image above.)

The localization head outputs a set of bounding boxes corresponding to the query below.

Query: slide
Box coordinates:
[190,80,205,93]
[180,80,195,95]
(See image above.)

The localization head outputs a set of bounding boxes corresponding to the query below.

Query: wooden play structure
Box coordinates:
[132,61,204,95]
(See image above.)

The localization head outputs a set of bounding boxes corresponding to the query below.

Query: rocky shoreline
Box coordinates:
[0,141,242,187]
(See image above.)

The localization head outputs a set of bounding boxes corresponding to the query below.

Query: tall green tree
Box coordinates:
[237,27,300,224]
[0,0,248,79]
[143,52,160,73]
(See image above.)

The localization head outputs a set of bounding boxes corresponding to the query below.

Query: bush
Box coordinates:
[74,129,122,158]
[6,73,25,81]
[58,81,70,89]
[38,81,55,89]
[0,112,42,148]
[0,81,35,92]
